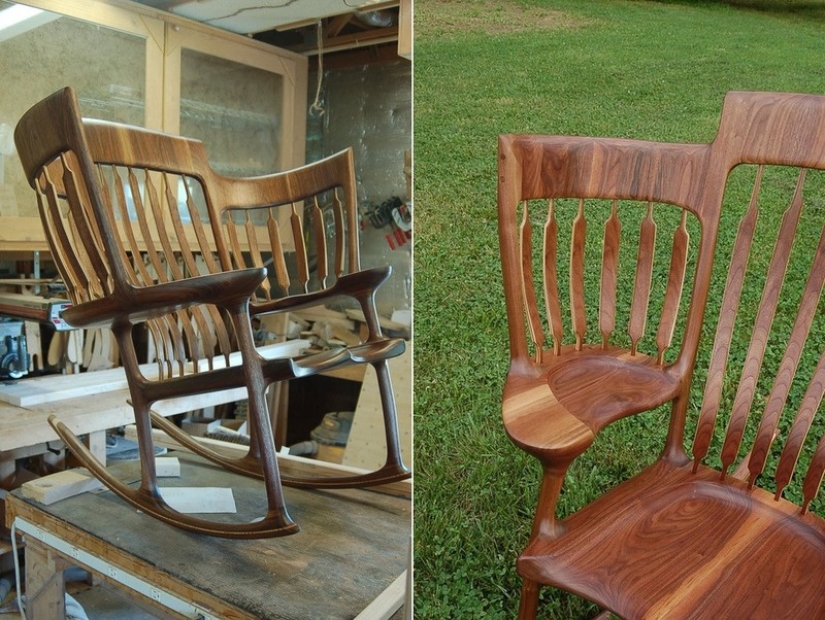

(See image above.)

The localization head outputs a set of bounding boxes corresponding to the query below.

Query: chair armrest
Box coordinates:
[62,268,267,329]
[249,267,392,317]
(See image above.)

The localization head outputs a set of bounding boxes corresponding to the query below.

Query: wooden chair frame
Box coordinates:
[499,92,825,617]
[14,87,410,538]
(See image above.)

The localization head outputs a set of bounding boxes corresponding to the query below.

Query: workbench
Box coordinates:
[6,452,411,619]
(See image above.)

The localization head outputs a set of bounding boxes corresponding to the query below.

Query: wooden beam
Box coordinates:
[327,13,353,37]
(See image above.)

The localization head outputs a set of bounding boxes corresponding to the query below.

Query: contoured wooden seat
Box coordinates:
[498,92,825,618]
[14,87,409,539]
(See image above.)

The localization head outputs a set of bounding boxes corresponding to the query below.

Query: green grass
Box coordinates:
[414,1,825,618]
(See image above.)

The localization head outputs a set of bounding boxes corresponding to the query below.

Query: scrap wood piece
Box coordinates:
[20,469,104,505]
[295,307,355,330]
[156,457,181,477]
[345,309,409,334]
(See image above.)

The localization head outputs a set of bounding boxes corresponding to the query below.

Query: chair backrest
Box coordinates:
[15,87,360,379]
[498,91,825,515]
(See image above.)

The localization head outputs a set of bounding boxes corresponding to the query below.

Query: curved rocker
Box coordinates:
[150,355,412,489]
[49,416,298,539]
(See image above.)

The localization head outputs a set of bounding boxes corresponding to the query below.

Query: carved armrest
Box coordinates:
[62,267,267,329]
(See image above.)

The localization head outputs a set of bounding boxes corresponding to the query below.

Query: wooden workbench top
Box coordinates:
[7,452,411,619]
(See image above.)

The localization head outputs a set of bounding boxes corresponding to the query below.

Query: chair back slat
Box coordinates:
[37,169,92,301]
[291,205,310,293]
[656,212,690,363]
[803,433,825,512]
[266,215,290,296]
[747,211,825,483]
[570,199,587,351]
[182,178,221,275]
[331,189,346,278]
[124,169,166,283]
[100,168,138,283]
[543,200,563,355]
[628,203,657,355]
[61,154,111,296]
[519,201,545,360]
[599,200,621,348]
[243,213,270,297]
[718,170,806,477]
[692,169,763,466]
[775,352,825,499]
[163,173,200,277]
[311,197,329,287]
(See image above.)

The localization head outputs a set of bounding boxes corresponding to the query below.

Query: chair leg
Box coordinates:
[518,578,541,620]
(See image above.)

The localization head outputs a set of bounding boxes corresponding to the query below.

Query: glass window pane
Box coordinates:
[180,48,283,176]
[0,1,146,220]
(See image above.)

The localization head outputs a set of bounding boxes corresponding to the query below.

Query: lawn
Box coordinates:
[413,1,825,618]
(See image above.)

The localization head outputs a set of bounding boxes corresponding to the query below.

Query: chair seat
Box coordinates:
[503,346,681,460]
[518,459,825,619]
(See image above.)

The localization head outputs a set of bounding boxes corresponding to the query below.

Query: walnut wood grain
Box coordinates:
[543,199,563,355]
[520,201,545,361]
[692,168,762,467]
[628,202,656,355]
[599,200,621,348]
[719,169,806,477]
[498,91,825,618]
[15,87,410,538]
[570,199,587,351]
[656,211,689,363]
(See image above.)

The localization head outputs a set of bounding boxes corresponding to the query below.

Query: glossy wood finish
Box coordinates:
[14,87,409,538]
[499,92,825,617]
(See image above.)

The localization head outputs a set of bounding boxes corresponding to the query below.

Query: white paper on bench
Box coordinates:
[158,487,237,514]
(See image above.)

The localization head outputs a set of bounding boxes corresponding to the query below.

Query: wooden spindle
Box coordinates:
[543,199,563,355]
[520,201,544,361]
[802,433,825,514]
[291,202,310,293]
[266,210,290,297]
[775,350,825,500]
[61,154,109,296]
[656,211,690,364]
[312,197,328,288]
[570,199,587,351]
[181,176,220,275]
[628,202,656,355]
[38,168,90,302]
[692,166,763,468]
[599,200,621,348]
[748,210,825,484]
[719,169,806,477]
[331,188,346,277]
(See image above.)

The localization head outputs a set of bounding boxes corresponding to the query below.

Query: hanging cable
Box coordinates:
[309,19,325,117]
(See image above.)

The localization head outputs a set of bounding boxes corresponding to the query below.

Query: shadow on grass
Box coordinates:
[652,0,825,21]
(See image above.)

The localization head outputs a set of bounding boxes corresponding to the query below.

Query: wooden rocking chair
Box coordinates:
[498,92,825,617]
[14,87,409,539]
